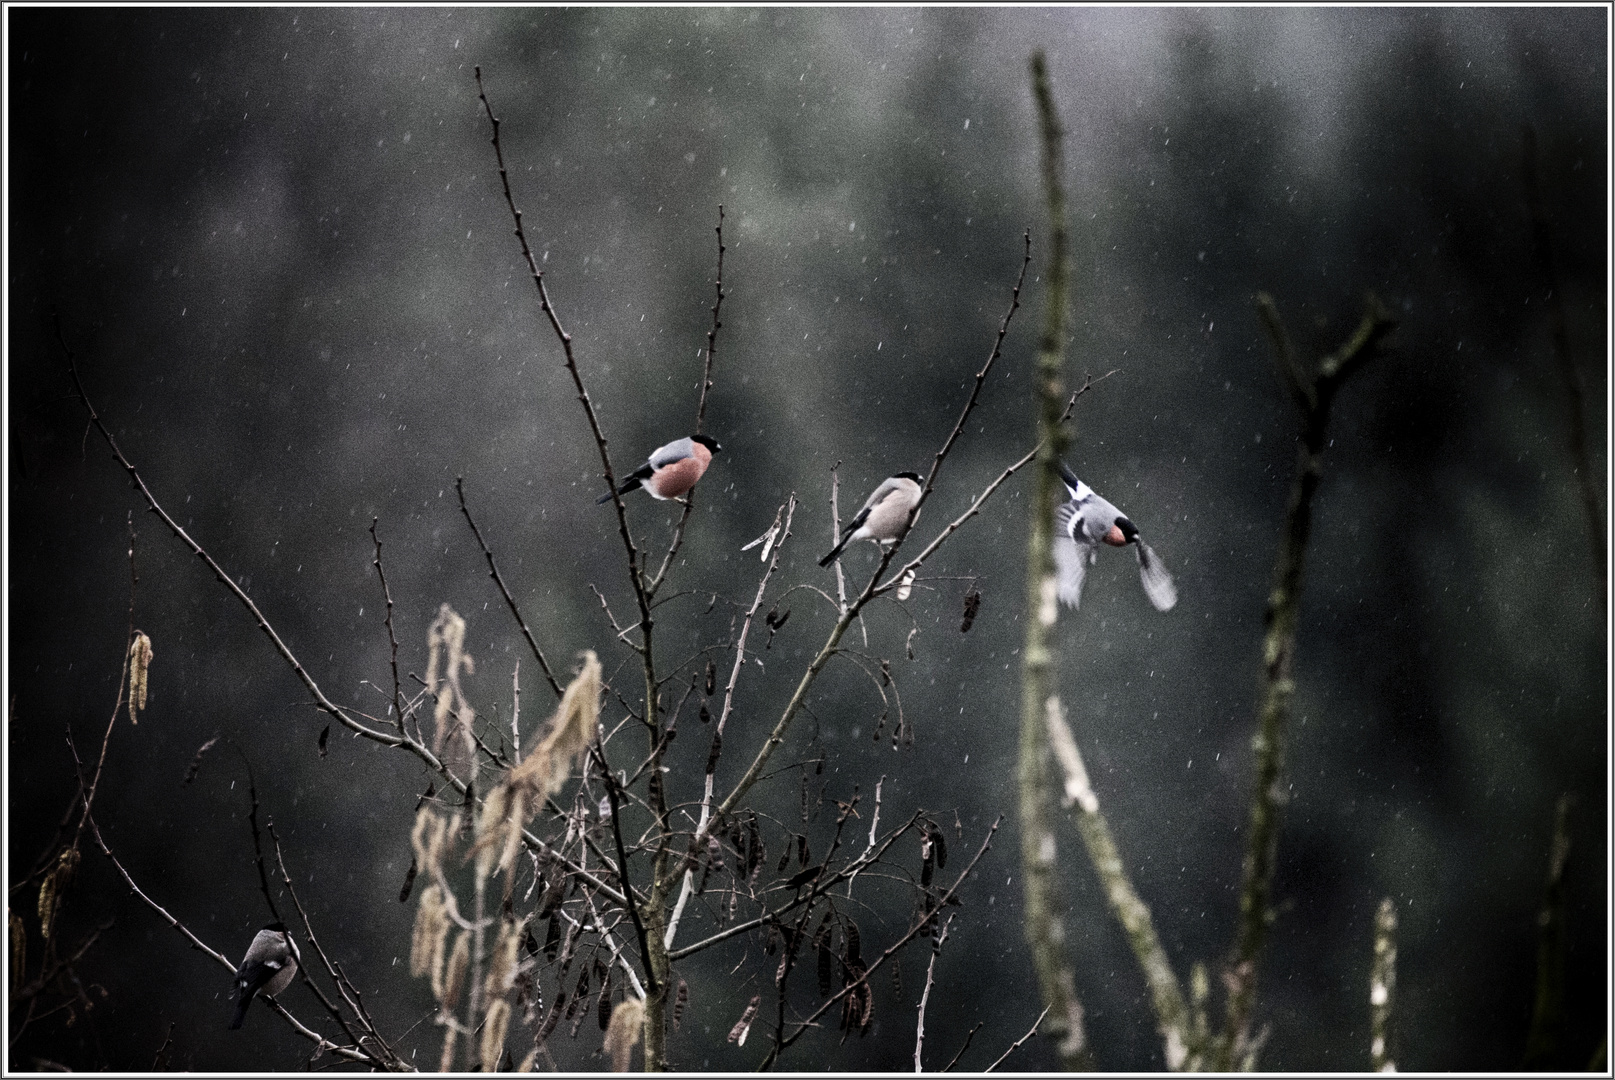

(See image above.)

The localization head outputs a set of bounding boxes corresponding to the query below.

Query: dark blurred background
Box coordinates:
[6,7,1606,1072]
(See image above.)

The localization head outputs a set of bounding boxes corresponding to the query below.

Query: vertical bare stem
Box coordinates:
[1018,51,1092,1073]
[1370,898,1397,1073]
[1524,794,1573,1069]
[1522,125,1606,614]
[1216,293,1395,1069]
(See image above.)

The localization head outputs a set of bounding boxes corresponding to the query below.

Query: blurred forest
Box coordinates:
[6,6,1608,1072]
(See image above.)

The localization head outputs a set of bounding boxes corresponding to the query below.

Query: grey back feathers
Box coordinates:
[648,437,698,469]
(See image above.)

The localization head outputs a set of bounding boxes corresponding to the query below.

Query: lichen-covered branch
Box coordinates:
[1370,897,1397,1073]
[1046,698,1190,1068]
[1018,51,1092,1072]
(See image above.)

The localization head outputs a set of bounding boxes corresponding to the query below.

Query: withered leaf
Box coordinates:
[398,855,419,903]
[182,734,220,784]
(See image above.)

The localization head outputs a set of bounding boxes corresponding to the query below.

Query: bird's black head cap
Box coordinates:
[894,471,922,483]
[263,921,288,933]
[1116,517,1139,543]
[692,434,722,454]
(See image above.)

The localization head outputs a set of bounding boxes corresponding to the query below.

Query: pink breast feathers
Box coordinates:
[647,452,710,499]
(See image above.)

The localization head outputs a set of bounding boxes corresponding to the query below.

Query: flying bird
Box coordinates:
[598,434,723,503]
[1053,463,1177,612]
[819,472,923,567]
[228,922,299,1029]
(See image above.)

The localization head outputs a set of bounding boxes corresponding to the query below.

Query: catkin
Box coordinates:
[128,632,153,723]
[441,931,470,1012]
[602,998,645,1073]
[480,998,511,1073]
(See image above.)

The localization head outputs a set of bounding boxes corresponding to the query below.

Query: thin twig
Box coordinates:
[984,1006,1051,1073]
[454,477,565,698]
[913,912,955,1071]
[647,204,727,598]
[941,1022,984,1072]
[369,519,409,737]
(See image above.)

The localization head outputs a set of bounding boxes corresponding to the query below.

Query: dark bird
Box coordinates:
[228,922,299,1029]
[819,472,923,567]
[597,435,722,503]
[1053,463,1177,612]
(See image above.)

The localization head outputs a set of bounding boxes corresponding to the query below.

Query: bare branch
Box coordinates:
[984,1006,1051,1073]
[454,477,565,698]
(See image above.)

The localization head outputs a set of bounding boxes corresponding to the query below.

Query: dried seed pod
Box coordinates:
[398,855,419,904]
[727,994,760,1047]
[892,955,903,1002]
[597,980,612,1031]
[797,834,809,868]
[543,915,562,961]
[960,588,981,632]
[932,826,948,870]
[673,976,688,1031]
[538,993,564,1044]
[699,702,712,724]
[318,724,330,757]
[704,660,716,696]
[705,730,722,775]
[776,839,792,874]
[816,927,833,996]
[845,921,862,966]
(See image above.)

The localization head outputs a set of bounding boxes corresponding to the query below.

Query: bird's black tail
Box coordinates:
[596,477,642,504]
[818,536,851,568]
[228,992,251,1030]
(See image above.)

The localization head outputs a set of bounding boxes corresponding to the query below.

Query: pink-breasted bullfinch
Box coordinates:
[228,922,299,1029]
[1053,462,1177,612]
[598,434,723,504]
[819,472,923,567]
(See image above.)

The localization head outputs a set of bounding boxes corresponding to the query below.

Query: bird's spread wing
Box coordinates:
[1136,541,1177,612]
[1052,502,1092,609]
[647,438,694,469]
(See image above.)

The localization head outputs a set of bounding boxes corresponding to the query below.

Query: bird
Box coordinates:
[819,472,924,567]
[1052,463,1177,612]
[228,922,299,1029]
[597,434,723,504]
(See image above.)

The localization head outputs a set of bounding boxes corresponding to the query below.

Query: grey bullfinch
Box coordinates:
[228,922,299,1029]
[819,472,923,567]
[597,434,723,503]
[1053,463,1177,612]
